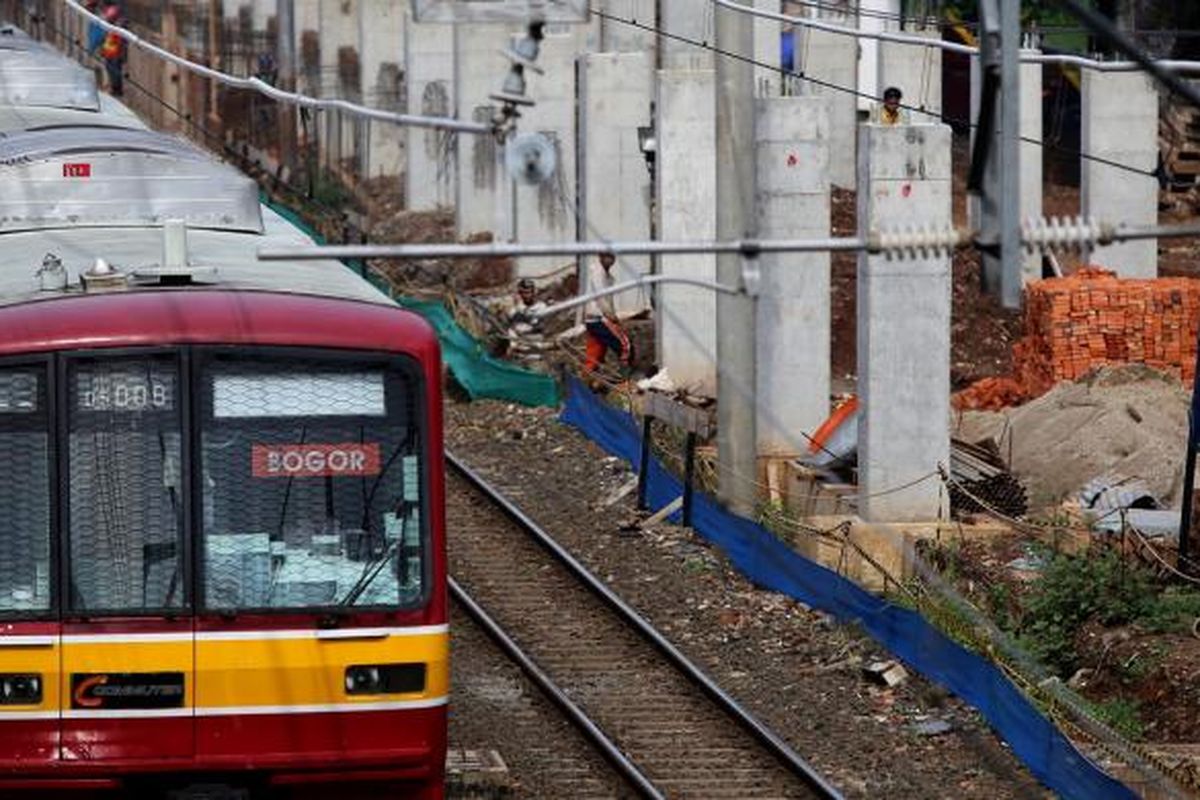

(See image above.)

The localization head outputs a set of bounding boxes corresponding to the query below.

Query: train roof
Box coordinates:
[0,40,98,110]
[0,127,263,233]
[0,93,147,133]
[0,205,392,308]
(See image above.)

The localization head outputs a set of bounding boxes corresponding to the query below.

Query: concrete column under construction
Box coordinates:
[755,96,832,456]
[752,0,782,97]
[358,1,406,179]
[794,10,858,188]
[1020,54,1044,283]
[598,0,656,53]
[318,0,360,170]
[453,24,511,240]
[877,25,941,119]
[656,67,717,395]
[579,51,654,314]
[1081,69,1159,277]
[405,19,456,210]
[660,0,714,69]
[857,123,952,522]
[857,0,901,110]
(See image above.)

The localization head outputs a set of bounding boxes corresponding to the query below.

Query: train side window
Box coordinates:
[200,354,425,611]
[66,356,185,613]
[0,368,51,612]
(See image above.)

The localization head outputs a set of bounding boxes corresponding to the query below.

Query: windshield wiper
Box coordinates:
[338,499,416,607]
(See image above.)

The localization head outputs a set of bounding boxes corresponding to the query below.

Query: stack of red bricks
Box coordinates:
[955,267,1200,411]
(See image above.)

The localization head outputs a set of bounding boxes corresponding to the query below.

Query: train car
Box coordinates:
[0,40,448,800]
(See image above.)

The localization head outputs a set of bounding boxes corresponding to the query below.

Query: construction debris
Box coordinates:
[862,660,909,688]
[949,438,1029,519]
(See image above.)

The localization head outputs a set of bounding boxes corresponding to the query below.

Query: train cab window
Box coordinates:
[0,368,50,612]
[200,355,424,611]
[66,356,185,612]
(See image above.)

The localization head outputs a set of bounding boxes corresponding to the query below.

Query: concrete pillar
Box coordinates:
[795,11,858,189]
[1020,54,1043,283]
[318,0,361,170]
[580,52,654,314]
[877,25,941,120]
[755,96,831,456]
[661,0,713,69]
[453,24,512,239]
[857,0,900,111]
[358,1,406,179]
[857,123,952,522]
[753,0,782,97]
[1081,69,1158,277]
[598,0,656,54]
[405,18,456,210]
[512,30,579,277]
[656,68,717,395]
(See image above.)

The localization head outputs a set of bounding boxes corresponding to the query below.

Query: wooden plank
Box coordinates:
[640,391,715,438]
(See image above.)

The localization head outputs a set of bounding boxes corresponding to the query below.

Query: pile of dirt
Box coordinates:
[954,365,1190,507]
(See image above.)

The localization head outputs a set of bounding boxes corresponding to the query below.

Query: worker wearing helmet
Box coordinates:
[97,5,126,97]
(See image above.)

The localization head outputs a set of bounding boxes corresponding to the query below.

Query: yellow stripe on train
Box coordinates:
[0,628,449,716]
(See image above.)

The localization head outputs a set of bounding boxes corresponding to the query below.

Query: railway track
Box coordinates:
[446,451,842,800]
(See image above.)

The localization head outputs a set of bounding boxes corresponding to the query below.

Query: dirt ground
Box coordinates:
[446,399,1049,799]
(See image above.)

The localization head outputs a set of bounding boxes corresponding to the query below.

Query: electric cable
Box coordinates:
[591,7,1159,181]
[60,0,490,134]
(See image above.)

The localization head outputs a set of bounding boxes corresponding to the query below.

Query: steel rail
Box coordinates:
[446,450,844,800]
[449,577,666,800]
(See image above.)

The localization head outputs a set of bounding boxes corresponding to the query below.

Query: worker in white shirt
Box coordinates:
[583,253,634,378]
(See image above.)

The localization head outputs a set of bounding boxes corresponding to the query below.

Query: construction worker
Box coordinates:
[872,86,910,126]
[84,1,105,56]
[97,5,125,97]
[583,253,633,381]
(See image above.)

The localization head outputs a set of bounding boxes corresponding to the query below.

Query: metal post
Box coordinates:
[715,0,758,516]
[637,416,653,512]
[275,0,297,174]
[1179,329,1200,570]
[999,0,1021,309]
[976,0,1021,310]
[683,432,697,528]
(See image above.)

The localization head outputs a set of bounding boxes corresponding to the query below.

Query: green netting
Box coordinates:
[394,298,560,407]
[262,195,560,408]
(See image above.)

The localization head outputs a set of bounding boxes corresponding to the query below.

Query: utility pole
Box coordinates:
[714,0,757,516]
[275,0,297,176]
[973,0,1022,309]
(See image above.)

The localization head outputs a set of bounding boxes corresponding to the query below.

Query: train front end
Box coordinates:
[0,290,447,798]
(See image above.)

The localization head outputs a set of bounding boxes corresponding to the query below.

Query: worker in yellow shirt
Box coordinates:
[872,86,911,126]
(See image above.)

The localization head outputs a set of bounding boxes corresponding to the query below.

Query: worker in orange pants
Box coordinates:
[583,253,634,380]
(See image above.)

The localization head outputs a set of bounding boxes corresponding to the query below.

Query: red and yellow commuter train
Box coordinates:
[0,24,447,798]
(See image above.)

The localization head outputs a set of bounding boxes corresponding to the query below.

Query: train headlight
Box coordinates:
[344,664,425,696]
[0,674,41,705]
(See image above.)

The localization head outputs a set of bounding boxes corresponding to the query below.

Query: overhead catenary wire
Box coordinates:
[716,0,1200,74]
[60,0,491,135]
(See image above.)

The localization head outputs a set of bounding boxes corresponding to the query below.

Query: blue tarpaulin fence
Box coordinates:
[559,377,1135,800]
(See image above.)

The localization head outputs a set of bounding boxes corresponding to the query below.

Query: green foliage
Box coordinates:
[1018,550,1152,675]
[1016,549,1200,675]
[1090,697,1145,741]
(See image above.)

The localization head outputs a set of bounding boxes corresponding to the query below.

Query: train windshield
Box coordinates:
[0,367,50,612]
[68,355,185,612]
[200,354,424,611]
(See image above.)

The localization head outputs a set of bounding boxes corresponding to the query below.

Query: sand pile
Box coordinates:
[953,365,1190,507]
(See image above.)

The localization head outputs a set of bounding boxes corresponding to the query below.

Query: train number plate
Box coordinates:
[71,672,185,709]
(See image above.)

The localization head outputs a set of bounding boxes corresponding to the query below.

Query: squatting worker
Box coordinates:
[583,253,634,378]
[873,86,910,126]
